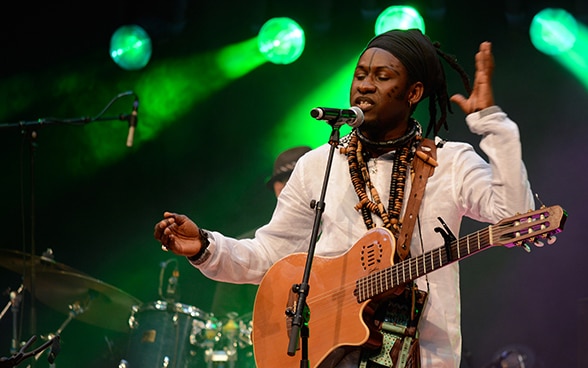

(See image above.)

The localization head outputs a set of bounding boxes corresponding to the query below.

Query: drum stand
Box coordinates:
[0,284,24,355]
[0,91,139,366]
[0,334,60,368]
[32,301,85,366]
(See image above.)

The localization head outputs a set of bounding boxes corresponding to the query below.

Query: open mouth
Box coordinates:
[354,97,374,111]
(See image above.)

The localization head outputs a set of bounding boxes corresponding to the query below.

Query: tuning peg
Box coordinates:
[547,235,557,245]
[533,239,545,247]
[522,243,532,253]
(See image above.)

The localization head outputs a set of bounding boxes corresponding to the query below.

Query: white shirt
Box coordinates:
[193,107,534,367]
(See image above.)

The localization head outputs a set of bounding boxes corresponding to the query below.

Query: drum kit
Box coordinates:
[0,248,255,368]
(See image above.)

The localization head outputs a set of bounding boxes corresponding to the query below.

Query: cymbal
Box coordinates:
[0,248,84,276]
[28,269,142,333]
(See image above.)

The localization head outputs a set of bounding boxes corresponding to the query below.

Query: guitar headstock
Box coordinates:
[491,205,567,250]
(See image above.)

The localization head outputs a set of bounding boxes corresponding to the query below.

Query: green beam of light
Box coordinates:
[0,37,267,179]
[547,22,588,90]
[106,36,266,146]
[267,58,357,157]
[86,36,267,177]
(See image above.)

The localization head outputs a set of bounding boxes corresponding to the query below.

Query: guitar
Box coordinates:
[251,205,567,368]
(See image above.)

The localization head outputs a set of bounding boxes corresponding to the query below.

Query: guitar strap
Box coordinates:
[360,138,438,368]
[395,138,438,262]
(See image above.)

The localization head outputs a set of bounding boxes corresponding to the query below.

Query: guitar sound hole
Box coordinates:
[361,242,383,270]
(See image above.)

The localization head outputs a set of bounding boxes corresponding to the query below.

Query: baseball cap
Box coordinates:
[266,146,312,190]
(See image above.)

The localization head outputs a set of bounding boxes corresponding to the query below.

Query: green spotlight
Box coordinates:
[110,25,152,70]
[258,17,305,65]
[530,8,578,55]
[375,5,425,35]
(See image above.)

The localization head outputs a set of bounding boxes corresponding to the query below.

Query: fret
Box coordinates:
[487,226,492,248]
[456,237,461,259]
[468,234,472,253]
[408,258,413,280]
[438,247,444,268]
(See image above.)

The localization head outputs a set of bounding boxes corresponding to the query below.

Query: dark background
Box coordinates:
[0,1,585,367]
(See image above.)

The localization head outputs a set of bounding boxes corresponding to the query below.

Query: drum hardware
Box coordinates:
[205,314,238,368]
[25,269,141,333]
[0,284,24,355]
[189,311,255,368]
[0,248,86,278]
[190,315,222,349]
[485,344,535,368]
[0,334,60,368]
[0,248,139,365]
[124,300,210,368]
[158,258,180,302]
[27,300,84,366]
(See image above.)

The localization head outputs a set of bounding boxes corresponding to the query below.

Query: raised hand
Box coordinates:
[450,41,495,114]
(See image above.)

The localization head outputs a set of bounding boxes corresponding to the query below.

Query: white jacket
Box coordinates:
[193,106,534,367]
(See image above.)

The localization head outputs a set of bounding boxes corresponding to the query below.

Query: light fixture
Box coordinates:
[374,5,425,35]
[110,25,153,71]
[257,17,305,65]
[530,8,578,55]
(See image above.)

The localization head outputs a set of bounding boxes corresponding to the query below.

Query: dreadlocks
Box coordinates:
[363,29,472,137]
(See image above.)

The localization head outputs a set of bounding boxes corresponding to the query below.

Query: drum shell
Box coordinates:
[125,300,209,368]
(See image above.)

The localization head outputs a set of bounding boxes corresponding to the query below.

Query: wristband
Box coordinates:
[187,229,211,263]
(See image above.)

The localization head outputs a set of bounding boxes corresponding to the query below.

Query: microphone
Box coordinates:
[166,268,179,300]
[126,98,139,147]
[47,335,60,364]
[310,106,364,128]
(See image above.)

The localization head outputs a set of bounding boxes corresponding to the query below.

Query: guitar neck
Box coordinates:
[356,227,491,302]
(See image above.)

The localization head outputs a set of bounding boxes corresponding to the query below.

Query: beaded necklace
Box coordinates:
[342,119,423,236]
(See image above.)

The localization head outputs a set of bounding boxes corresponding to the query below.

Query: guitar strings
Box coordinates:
[304,227,493,307]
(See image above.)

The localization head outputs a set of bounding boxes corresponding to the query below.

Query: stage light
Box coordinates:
[530,8,578,55]
[257,17,305,65]
[529,8,588,91]
[375,5,425,35]
[110,25,153,71]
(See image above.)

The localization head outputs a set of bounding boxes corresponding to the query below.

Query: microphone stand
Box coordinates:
[0,91,137,365]
[287,122,343,368]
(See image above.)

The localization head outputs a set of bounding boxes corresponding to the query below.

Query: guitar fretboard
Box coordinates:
[355,227,492,302]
